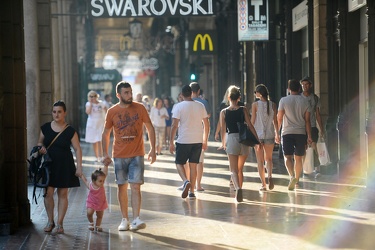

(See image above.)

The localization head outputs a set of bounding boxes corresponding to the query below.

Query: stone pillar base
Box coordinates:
[0,206,12,235]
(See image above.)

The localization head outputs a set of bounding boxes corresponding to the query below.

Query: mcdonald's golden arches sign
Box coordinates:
[189,31,216,55]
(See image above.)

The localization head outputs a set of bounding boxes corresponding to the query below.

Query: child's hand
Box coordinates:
[80,175,87,182]
[102,165,109,176]
[80,175,89,189]
[102,156,112,166]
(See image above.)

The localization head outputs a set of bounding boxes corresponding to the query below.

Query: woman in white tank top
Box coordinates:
[251,84,280,191]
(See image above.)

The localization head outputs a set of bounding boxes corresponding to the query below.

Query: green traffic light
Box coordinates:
[190,74,196,80]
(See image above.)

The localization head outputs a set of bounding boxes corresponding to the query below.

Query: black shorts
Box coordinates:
[311,127,319,143]
[175,143,202,164]
[281,134,307,156]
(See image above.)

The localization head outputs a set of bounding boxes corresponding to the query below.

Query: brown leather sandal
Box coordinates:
[53,224,64,234]
[43,221,55,232]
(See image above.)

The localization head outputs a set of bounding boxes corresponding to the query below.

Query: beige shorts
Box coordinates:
[225,133,251,155]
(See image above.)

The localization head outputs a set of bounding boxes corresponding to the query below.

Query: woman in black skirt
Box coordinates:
[36,100,82,234]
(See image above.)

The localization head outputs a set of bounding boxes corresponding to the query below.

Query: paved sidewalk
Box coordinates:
[1,140,375,249]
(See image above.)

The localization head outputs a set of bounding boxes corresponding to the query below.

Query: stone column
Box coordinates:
[366,2,375,189]
[0,0,29,235]
[38,0,54,124]
[51,0,61,102]
[24,0,41,155]
[313,1,328,124]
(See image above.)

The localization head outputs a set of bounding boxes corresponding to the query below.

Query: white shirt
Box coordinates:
[172,100,208,144]
[150,107,169,127]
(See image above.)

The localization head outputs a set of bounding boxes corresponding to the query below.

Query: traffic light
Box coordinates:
[190,63,199,81]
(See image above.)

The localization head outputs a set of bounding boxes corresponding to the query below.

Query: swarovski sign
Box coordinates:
[90,0,214,17]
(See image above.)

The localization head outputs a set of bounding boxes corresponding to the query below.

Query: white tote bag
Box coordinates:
[317,139,331,166]
[303,146,314,174]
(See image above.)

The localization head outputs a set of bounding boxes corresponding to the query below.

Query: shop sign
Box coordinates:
[348,0,366,12]
[141,58,159,70]
[89,68,122,82]
[238,0,269,41]
[90,0,214,17]
[292,0,308,32]
[189,31,216,55]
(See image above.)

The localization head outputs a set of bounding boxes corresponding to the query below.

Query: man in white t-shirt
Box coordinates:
[169,85,209,199]
[277,79,312,191]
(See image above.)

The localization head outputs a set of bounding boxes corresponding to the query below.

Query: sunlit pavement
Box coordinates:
[1,140,375,249]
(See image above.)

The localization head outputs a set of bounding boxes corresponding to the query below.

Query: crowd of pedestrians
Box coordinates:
[31,77,325,234]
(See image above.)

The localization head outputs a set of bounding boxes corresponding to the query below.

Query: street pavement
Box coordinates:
[1,139,375,249]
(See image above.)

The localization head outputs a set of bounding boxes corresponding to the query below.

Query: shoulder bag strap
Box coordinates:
[241,106,246,123]
[46,124,69,150]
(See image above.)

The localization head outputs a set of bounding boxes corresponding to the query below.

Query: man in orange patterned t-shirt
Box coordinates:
[102,81,156,231]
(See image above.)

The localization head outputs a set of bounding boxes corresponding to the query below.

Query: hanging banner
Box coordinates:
[238,0,269,41]
[90,0,214,18]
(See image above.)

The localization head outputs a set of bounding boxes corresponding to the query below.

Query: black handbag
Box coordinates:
[27,124,69,203]
[236,107,259,147]
[237,122,260,146]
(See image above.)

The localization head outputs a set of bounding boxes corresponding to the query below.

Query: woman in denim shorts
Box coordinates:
[251,84,280,191]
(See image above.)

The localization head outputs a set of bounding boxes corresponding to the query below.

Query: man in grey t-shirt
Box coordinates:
[301,77,325,178]
[277,79,312,190]
[190,82,211,192]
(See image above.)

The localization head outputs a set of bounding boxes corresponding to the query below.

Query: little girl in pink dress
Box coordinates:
[81,165,108,232]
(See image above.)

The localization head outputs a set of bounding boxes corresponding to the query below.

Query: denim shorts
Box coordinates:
[113,156,144,185]
[281,134,307,156]
[175,143,202,164]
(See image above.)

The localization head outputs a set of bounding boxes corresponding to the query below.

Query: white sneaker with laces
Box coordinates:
[118,218,129,231]
[130,217,146,231]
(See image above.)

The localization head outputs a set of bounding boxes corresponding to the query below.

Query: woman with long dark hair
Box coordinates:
[251,84,280,191]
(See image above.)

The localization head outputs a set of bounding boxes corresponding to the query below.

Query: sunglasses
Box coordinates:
[89,95,97,98]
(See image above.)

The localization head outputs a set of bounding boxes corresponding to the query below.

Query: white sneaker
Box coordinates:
[118,218,129,231]
[130,217,146,231]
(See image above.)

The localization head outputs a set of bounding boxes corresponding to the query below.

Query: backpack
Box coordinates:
[27,146,52,203]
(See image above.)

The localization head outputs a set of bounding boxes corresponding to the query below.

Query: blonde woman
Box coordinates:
[85,90,107,162]
[219,85,259,202]
[150,98,169,155]
[251,84,280,191]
